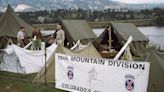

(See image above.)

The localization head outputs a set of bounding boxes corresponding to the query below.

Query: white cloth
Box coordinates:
[0,43,57,74]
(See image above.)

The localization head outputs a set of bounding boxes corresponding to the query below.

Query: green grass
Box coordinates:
[0,71,65,92]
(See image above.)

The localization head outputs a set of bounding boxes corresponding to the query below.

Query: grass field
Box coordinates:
[0,71,65,92]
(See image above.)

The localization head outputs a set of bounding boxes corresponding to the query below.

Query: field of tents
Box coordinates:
[0,5,164,92]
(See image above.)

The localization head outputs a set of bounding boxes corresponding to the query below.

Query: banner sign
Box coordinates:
[55,53,150,92]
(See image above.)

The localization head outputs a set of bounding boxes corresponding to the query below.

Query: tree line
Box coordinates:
[3,8,164,24]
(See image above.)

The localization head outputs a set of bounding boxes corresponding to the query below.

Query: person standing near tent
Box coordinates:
[17,27,28,47]
[54,24,65,46]
[32,27,42,50]
[47,24,65,46]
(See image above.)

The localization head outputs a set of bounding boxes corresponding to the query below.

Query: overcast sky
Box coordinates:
[113,0,164,4]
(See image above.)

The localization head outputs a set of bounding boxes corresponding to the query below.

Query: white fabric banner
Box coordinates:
[13,43,57,74]
[55,53,150,92]
[0,43,57,74]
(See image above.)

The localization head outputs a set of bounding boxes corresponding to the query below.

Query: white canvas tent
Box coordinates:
[0,43,57,74]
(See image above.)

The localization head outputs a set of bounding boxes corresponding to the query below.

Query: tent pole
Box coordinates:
[24,36,36,49]
[44,45,47,85]
[108,26,112,51]
[145,52,151,61]
[114,36,133,60]
[17,59,18,74]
